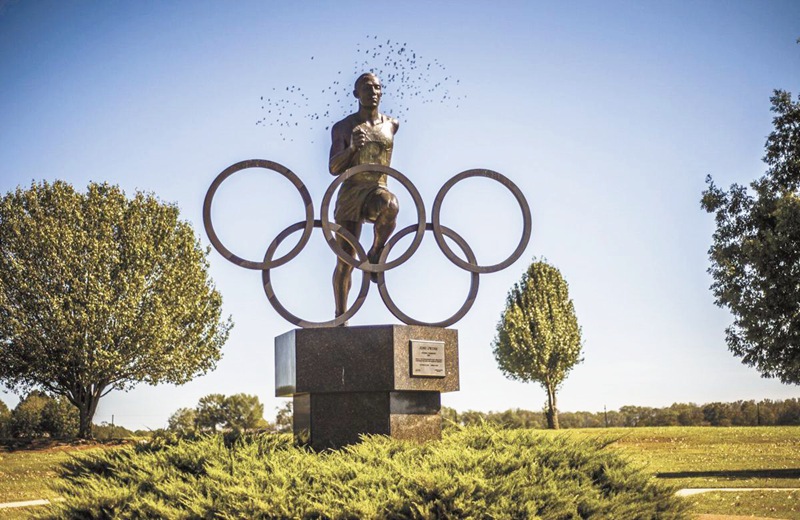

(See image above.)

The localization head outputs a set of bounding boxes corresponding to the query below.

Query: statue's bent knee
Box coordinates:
[383,192,399,217]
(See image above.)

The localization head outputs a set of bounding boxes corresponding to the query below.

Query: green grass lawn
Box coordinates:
[563,426,800,519]
[597,426,800,489]
[1,427,798,518]
[689,490,800,519]
[0,445,75,503]
[0,444,77,520]
[0,439,125,519]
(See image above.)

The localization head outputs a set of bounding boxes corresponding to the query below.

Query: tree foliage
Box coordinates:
[701,90,800,384]
[5,391,78,438]
[275,401,293,433]
[167,407,198,435]
[9,391,49,438]
[492,260,583,429]
[0,181,232,437]
[0,400,9,438]
[195,393,229,432]
[40,393,80,438]
[171,393,268,434]
[223,393,267,432]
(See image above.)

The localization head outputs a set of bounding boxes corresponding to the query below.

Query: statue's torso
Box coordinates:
[348,118,394,185]
[334,115,396,223]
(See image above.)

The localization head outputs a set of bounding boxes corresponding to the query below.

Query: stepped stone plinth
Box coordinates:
[275,324,459,450]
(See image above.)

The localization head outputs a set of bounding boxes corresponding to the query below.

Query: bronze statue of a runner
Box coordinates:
[329,73,399,321]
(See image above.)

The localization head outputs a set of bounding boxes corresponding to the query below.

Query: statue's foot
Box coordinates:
[334,312,349,327]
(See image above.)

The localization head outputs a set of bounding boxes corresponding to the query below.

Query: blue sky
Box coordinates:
[1,0,799,429]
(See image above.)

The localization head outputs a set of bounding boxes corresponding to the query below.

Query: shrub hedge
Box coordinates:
[40,426,690,519]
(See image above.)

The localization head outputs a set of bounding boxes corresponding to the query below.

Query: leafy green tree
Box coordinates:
[701,90,800,384]
[7,391,77,438]
[275,401,293,433]
[493,260,583,429]
[10,391,49,437]
[758,399,778,426]
[195,394,228,432]
[0,399,9,438]
[702,402,734,427]
[41,395,79,438]
[167,407,198,434]
[194,393,267,432]
[777,398,800,424]
[440,406,459,427]
[223,393,268,432]
[618,406,648,427]
[0,181,232,438]
[671,403,706,427]
[459,410,488,427]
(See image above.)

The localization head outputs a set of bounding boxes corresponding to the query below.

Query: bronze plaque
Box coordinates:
[410,340,446,377]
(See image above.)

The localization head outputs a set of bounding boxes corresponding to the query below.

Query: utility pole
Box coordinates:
[604,405,608,428]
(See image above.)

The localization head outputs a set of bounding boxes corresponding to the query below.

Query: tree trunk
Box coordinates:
[545,383,559,430]
[76,388,101,439]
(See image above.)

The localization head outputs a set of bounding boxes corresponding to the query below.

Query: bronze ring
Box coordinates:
[431,169,532,274]
[377,223,479,328]
[203,160,314,270]
[262,220,370,328]
[320,164,426,273]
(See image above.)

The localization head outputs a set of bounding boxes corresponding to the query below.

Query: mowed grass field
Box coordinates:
[582,426,800,489]
[562,426,800,519]
[0,426,798,518]
[0,441,121,519]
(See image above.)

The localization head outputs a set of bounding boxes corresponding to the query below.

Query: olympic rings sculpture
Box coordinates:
[203,159,532,328]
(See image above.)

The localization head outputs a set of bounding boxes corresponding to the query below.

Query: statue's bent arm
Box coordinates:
[329,120,355,175]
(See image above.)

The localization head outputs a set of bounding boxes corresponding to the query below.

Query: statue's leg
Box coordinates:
[333,220,362,320]
[363,189,399,266]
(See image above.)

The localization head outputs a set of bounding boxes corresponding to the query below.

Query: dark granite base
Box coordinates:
[275,325,459,396]
[293,391,442,450]
[390,414,441,441]
[276,325,458,450]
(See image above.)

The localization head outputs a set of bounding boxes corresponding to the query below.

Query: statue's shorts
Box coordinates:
[334,181,391,223]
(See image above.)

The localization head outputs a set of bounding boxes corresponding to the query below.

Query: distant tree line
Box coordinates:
[443,399,800,429]
[1,392,287,441]
[0,391,141,440]
[0,391,77,439]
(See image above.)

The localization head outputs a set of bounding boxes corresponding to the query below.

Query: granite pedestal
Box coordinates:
[275,325,458,450]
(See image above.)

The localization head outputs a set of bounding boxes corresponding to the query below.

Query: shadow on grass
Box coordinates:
[657,469,800,479]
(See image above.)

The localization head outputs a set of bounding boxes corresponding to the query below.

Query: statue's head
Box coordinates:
[354,73,382,109]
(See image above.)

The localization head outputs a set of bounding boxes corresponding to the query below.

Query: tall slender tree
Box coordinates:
[0,180,232,438]
[493,260,583,429]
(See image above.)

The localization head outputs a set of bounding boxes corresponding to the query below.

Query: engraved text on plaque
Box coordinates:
[410,339,446,377]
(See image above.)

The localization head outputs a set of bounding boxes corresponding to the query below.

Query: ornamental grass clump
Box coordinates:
[39,426,690,519]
